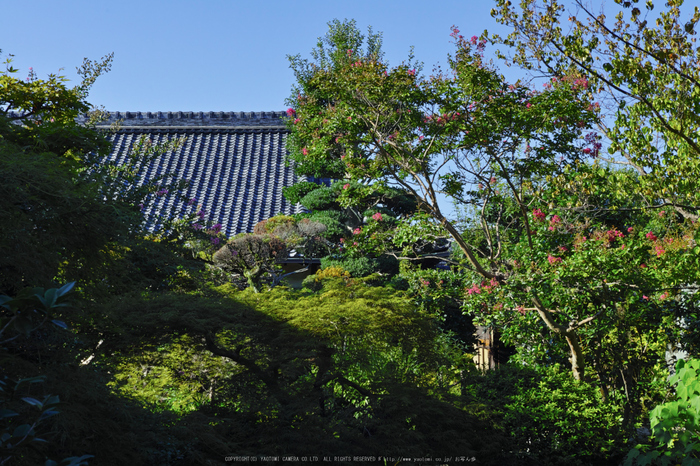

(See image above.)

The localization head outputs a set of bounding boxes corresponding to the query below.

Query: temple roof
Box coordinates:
[91,111,305,237]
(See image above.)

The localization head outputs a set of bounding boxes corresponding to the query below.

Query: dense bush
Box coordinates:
[463,364,628,465]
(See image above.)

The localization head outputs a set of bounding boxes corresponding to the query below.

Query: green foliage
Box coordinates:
[320,256,382,278]
[0,283,94,465]
[465,364,627,466]
[626,358,700,465]
[299,185,341,211]
[490,0,700,211]
[282,180,322,205]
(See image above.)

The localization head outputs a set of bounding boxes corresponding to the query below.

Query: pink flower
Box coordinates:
[343,183,350,190]
[655,245,665,256]
[372,212,383,221]
[550,215,561,225]
[302,148,308,155]
[294,118,300,124]
[419,135,424,141]
[643,295,649,300]
[286,108,296,117]
[532,208,546,221]
[408,69,415,76]
[526,102,531,109]
[646,231,658,241]
[660,292,668,300]
[582,148,592,154]
[490,176,497,184]
[627,227,633,233]
[547,255,562,265]
[470,36,478,45]
[606,229,623,242]
[640,263,647,268]
[353,227,362,235]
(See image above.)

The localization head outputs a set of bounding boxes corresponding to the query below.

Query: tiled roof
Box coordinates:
[89,111,305,238]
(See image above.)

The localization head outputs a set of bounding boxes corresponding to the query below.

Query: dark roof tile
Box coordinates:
[92,112,305,237]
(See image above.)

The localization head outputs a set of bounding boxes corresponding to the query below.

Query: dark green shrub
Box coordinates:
[282,181,323,205]
[463,364,628,466]
[321,256,378,278]
[300,186,340,211]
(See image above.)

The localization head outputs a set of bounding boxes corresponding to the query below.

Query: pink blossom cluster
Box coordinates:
[533,208,546,221]
[547,254,563,265]
[466,284,481,295]
[655,245,665,257]
[582,132,602,157]
[572,78,589,90]
[372,212,383,221]
[548,215,561,231]
[423,112,461,125]
[466,277,499,295]
[353,227,362,235]
[646,231,658,241]
[286,108,296,117]
[605,229,623,242]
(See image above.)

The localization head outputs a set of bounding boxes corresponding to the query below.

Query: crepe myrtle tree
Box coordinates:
[490,0,700,220]
[286,20,605,379]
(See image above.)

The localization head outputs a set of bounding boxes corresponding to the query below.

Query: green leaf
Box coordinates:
[12,424,34,439]
[21,397,43,409]
[51,319,67,329]
[0,409,18,419]
[56,281,75,297]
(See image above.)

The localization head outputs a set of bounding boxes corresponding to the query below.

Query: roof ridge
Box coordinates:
[76,111,288,127]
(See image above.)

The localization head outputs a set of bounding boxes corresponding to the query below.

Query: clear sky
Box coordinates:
[2,0,527,112]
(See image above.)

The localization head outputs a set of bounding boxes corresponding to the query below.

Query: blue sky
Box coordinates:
[2,0,525,112]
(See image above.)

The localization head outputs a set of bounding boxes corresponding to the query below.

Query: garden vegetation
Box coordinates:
[2,1,700,464]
